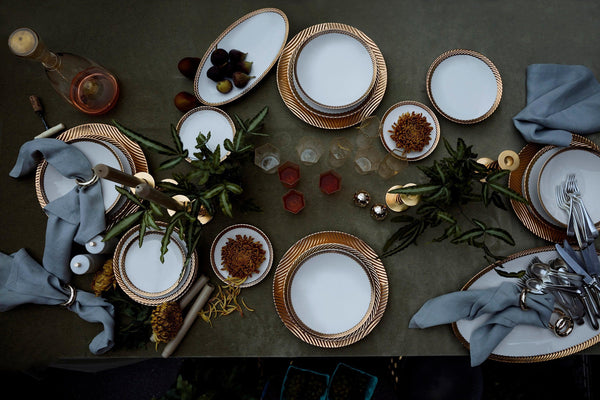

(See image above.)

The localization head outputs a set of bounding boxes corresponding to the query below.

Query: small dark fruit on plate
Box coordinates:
[207,65,224,82]
[235,61,253,74]
[210,48,229,66]
[232,72,255,88]
[177,57,201,79]
[174,91,200,112]
[228,49,247,63]
[216,80,233,93]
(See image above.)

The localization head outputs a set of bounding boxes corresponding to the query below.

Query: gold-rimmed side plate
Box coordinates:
[193,8,289,106]
[210,223,273,288]
[379,100,441,161]
[452,246,600,363]
[426,49,502,124]
[508,134,598,243]
[273,231,388,347]
[113,222,198,306]
[175,106,236,162]
[277,23,387,130]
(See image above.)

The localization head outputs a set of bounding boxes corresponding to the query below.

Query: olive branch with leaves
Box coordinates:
[104,106,269,262]
[383,138,528,261]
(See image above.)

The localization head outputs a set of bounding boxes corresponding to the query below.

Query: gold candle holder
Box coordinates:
[385,183,421,212]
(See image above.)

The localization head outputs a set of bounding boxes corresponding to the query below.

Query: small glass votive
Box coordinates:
[278,161,301,188]
[378,153,408,179]
[354,146,383,175]
[327,137,353,168]
[296,136,323,165]
[283,189,305,214]
[319,170,342,194]
[254,143,281,174]
[355,115,381,149]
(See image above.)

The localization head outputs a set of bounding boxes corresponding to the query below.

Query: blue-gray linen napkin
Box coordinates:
[1,138,114,354]
[9,138,106,282]
[0,249,114,354]
[513,64,600,146]
[409,281,555,366]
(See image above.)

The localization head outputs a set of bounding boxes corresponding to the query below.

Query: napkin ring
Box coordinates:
[550,308,574,337]
[76,172,99,187]
[519,288,529,310]
[60,284,77,307]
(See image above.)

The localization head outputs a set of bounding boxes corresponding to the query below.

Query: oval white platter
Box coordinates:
[210,224,273,288]
[426,49,502,124]
[292,31,376,110]
[42,138,124,212]
[379,100,440,161]
[538,147,600,227]
[453,246,600,362]
[176,106,235,161]
[194,8,289,106]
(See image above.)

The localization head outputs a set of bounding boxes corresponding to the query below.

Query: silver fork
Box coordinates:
[556,185,576,238]
[567,174,598,242]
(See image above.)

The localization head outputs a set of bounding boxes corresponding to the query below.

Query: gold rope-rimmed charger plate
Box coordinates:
[452,246,600,363]
[508,134,598,243]
[35,123,148,228]
[273,231,388,347]
[426,49,502,124]
[113,222,198,306]
[277,23,387,130]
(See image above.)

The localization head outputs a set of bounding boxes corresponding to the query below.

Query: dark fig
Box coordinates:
[235,61,253,74]
[174,91,200,112]
[178,57,201,79]
[232,71,255,88]
[220,62,235,78]
[207,65,224,82]
[228,49,247,63]
[210,48,229,66]
[216,79,233,93]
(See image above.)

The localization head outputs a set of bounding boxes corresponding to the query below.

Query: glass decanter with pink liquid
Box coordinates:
[8,27,119,115]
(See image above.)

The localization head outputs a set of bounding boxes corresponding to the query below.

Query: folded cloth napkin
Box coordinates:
[0,249,115,354]
[9,138,106,282]
[409,281,555,366]
[513,64,600,146]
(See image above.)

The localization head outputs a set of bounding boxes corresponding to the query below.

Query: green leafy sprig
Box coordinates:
[382,138,527,260]
[108,106,268,261]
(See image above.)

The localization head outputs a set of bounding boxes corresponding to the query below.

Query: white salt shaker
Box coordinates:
[85,234,118,255]
[70,254,105,275]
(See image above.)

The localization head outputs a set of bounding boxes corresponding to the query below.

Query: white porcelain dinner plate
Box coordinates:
[210,224,273,288]
[176,106,236,161]
[292,30,376,110]
[426,49,502,124]
[41,138,124,212]
[194,8,289,106]
[113,223,197,305]
[379,101,441,161]
[522,146,562,227]
[453,246,600,362]
[537,147,600,227]
[287,245,374,335]
[273,231,388,348]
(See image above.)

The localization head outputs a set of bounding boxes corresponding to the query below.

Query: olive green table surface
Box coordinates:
[1,0,600,370]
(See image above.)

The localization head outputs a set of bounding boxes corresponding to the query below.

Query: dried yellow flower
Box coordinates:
[151,302,183,344]
[91,259,116,296]
[199,277,254,326]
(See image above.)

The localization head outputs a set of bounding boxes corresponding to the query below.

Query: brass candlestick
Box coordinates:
[135,183,212,224]
[385,183,421,212]
[93,163,155,194]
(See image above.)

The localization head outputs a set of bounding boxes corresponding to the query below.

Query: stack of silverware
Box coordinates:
[550,174,600,330]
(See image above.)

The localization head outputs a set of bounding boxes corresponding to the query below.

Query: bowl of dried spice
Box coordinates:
[379,100,440,161]
[210,224,273,288]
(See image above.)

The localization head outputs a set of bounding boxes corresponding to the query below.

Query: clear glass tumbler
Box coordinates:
[254,143,281,174]
[328,137,353,168]
[296,136,323,166]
